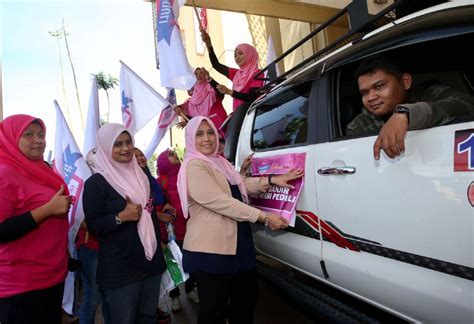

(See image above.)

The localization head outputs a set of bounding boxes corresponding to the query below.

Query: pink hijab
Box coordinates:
[157,149,180,189]
[94,123,157,260]
[186,77,217,117]
[232,43,260,92]
[0,114,67,193]
[177,116,247,219]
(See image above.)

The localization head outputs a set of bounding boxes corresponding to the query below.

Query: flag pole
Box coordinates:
[192,0,205,31]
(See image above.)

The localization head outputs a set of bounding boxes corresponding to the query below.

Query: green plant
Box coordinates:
[147,153,158,177]
[173,144,185,161]
[93,72,118,123]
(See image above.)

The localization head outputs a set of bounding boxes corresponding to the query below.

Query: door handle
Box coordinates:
[317,167,356,175]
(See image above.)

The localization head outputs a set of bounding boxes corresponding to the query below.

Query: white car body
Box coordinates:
[234,1,474,322]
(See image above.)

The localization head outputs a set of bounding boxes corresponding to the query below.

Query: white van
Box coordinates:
[228,1,474,322]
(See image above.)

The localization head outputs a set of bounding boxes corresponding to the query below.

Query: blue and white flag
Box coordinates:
[144,87,177,159]
[54,100,92,314]
[120,61,170,134]
[83,76,100,155]
[156,0,195,89]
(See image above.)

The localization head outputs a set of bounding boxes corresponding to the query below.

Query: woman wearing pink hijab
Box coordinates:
[201,31,264,111]
[175,67,228,130]
[0,114,72,324]
[177,117,302,324]
[83,123,166,324]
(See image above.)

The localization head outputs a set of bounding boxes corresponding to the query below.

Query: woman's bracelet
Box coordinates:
[262,213,269,227]
[268,174,275,186]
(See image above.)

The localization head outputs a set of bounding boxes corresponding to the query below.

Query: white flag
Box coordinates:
[266,36,280,81]
[54,100,92,314]
[144,87,177,159]
[83,76,100,155]
[120,61,170,133]
[156,0,196,89]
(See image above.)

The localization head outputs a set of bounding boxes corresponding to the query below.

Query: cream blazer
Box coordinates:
[183,159,264,255]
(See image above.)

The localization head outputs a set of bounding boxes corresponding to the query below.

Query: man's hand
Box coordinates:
[373,113,409,160]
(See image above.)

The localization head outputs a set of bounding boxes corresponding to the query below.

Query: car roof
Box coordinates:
[252,0,474,108]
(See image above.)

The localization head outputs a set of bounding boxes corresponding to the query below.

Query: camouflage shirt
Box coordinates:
[346,84,474,136]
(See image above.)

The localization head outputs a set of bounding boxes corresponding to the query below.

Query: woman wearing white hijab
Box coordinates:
[83,123,165,324]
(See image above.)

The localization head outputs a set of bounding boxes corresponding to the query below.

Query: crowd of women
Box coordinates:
[0,32,304,324]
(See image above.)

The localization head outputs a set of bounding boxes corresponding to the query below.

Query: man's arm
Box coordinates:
[374,85,474,160]
[406,85,474,130]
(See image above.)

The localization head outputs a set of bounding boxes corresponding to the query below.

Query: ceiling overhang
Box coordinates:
[183,0,348,26]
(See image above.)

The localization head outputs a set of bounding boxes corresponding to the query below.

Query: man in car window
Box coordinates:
[346,56,474,160]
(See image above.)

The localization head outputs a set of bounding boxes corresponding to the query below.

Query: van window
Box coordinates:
[252,83,310,150]
[335,33,474,138]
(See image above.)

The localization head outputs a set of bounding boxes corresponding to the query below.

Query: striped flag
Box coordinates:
[120,61,170,133]
[54,100,92,314]
[156,0,195,89]
[144,87,177,159]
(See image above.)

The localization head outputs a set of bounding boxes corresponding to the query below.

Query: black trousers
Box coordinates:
[0,282,64,324]
[194,269,258,324]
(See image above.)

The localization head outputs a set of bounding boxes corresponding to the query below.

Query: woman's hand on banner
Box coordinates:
[271,168,304,189]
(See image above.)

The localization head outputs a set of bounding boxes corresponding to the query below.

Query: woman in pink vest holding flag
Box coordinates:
[83,123,166,324]
[201,31,264,112]
[0,114,72,324]
[175,67,228,130]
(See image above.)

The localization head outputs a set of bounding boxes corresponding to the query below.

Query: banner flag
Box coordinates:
[250,153,305,226]
[83,76,100,155]
[156,0,196,89]
[265,35,280,82]
[199,7,208,32]
[54,100,92,314]
[120,61,170,133]
[144,87,178,159]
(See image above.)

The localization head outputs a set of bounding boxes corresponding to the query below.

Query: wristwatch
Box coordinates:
[115,215,122,225]
[393,106,410,123]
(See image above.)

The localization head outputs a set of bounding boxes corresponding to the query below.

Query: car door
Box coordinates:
[313,118,474,321]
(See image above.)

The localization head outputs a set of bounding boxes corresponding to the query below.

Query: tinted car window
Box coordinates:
[252,83,310,150]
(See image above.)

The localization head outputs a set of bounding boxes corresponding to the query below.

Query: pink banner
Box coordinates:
[249,153,305,226]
